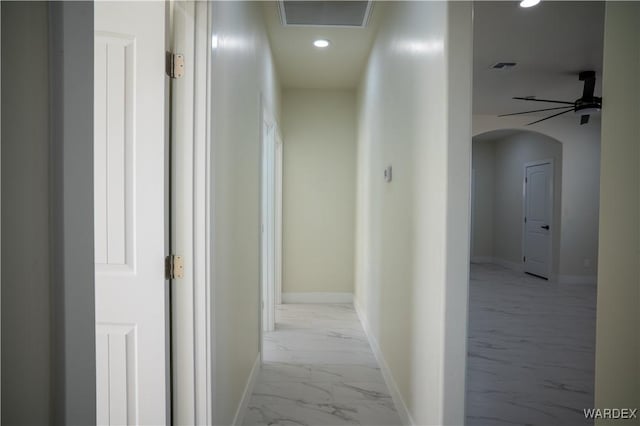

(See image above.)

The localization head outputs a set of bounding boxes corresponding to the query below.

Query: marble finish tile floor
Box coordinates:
[244,304,403,426]
[466,263,597,426]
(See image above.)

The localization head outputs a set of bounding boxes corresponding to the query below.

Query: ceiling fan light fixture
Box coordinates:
[520,0,541,8]
[491,62,517,70]
[575,105,601,116]
[504,70,600,126]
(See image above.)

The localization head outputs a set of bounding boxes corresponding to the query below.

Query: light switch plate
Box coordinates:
[384,165,392,182]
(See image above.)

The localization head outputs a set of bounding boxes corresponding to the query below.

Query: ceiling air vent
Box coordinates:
[279,1,373,27]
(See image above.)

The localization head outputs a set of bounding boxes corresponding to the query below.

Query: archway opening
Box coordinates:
[466,128,598,425]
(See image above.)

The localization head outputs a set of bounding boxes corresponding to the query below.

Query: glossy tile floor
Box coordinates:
[244,304,403,426]
[466,263,597,426]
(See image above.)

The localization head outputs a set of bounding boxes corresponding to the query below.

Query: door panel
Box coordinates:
[94,2,167,425]
[524,162,552,278]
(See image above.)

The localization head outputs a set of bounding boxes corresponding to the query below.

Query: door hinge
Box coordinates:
[166,52,185,79]
[523,256,526,262]
[524,216,527,223]
[165,255,184,279]
[525,177,528,183]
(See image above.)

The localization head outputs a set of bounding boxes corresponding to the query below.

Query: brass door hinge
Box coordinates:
[166,52,185,79]
[165,255,184,279]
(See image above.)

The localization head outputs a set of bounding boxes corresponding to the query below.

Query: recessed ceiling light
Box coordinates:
[520,0,540,8]
[313,39,330,48]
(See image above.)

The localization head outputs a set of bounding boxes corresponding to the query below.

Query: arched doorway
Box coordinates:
[466,128,598,426]
[471,129,563,277]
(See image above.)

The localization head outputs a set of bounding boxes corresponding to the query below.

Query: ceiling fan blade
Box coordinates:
[527,108,574,125]
[580,114,590,125]
[498,106,574,117]
[580,71,596,99]
[513,97,575,105]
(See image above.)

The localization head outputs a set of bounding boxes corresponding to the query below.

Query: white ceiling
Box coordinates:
[263,1,380,89]
[265,0,605,114]
[473,1,605,117]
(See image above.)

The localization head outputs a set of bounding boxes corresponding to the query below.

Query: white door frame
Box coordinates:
[275,132,283,306]
[1,7,3,420]
[470,168,476,258]
[260,100,277,335]
[171,1,286,419]
[171,1,213,423]
[522,158,554,279]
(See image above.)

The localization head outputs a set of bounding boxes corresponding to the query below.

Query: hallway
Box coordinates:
[243,304,403,426]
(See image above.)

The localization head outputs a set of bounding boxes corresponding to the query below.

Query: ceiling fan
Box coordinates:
[499,71,602,125]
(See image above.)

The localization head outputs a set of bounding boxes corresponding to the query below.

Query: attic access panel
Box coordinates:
[279,1,373,27]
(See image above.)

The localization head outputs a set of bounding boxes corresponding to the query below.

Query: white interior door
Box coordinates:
[523,161,553,279]
[94,2,168,424]
[261,117,276,332]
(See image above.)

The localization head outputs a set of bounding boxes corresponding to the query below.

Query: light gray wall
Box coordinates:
[355,2,472,423]
[49,2,95,423]
[595,1,640,413]
[1,3,52,423]
[208,2,281,423]
[282,89,356,296]
[471,140,495,258]
[1,2,95,424]
[472,132,564,276]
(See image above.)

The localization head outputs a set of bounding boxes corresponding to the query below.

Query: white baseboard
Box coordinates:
[558,274,597,285]
[472,256,524,272]
[232,354,261,426]
[354,301,414,426]
[282,292,353,304]
[472,257,597,285]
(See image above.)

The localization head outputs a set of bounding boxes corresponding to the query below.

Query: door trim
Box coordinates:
[522,158,554,279]
[275,132,283,306]
[171,1,213,423]
[260,98,278,338]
